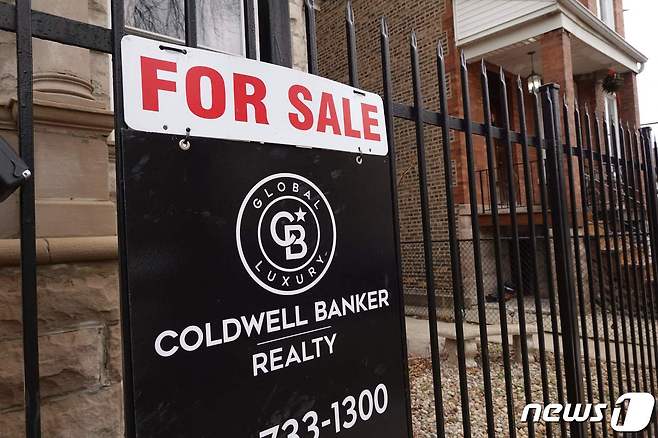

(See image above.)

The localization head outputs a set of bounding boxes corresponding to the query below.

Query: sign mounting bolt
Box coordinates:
[356,147,363,165]
[179,128,192,151]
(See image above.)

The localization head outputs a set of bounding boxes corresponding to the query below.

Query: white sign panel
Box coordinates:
[121,35,388,156]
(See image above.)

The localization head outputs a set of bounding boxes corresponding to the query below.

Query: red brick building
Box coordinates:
[315,0,647,317]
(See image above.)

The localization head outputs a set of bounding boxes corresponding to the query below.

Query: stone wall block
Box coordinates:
[0,326,103,410]
[104,323,123,385]
[0,385,123,438]
[0,266,21,338]
[0,262,119,339]
[289,0,308,72]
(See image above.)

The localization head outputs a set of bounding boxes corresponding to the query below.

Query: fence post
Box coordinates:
[539,83,584,436]
[641,128,658,265]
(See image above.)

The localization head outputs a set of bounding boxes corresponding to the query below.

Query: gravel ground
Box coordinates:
[409,342,642,438]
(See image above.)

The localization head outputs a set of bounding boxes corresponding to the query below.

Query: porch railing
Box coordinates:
[475,160,541,214]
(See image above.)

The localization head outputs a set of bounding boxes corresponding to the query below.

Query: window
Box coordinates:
[125,0,185,41]
[197,0,249,56]
[125,0,257,57]
[597,0,615,30]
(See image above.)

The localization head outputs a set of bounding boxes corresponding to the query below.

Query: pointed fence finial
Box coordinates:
[480,58,487,75]
[346,0,354,24]
[516,74,523,89]
[498,66,506,90]
[380,16,388,37]
[410,30,418,48]
[437,40,444,59]
[460,50,467,67]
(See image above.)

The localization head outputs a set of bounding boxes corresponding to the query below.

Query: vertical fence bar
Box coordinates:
[594,116,625,398]
[345,1,358,88]
[480,60,517,438]
[645,131,658,260]
[498,69,535,438]
[649,134,658,268]
[379,18,414,436]
[562,100,595,437]
[15,1,41,436]
[576,106,608,437]
[641,133,658,260]
[532,91,568,438]
[604,122,633,392]
[478,172,485,213]
[517,78,553,438]
[435,43,476,438]
[184,0,197,47]
[410,32,446,438]
[458,53,497,438]
[645,135,658,268]
[619,126,646,394]
[244,0,258,59]
[540,84,584,438]
[303,0,318,74]
[110,0,136,436]
[583,109,615,413]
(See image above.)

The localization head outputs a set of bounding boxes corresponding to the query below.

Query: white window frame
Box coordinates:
[604,93,620,157]
[596,0,616,30]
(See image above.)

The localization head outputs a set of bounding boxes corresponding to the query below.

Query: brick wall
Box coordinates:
[316,0,454,311]
[618,72,640,127]
[578,0,598,14]
[314,0,556,316]
[575,71,640,129]
[613,0,625,37]
[576,74,606,116]
[577,0,625,36]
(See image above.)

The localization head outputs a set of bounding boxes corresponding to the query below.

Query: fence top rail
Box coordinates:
[393,101,649,171]
[0,2,112,53]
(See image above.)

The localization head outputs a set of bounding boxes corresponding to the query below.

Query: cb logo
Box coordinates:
[236,173,336,295]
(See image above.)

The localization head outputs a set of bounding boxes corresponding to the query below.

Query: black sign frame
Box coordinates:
[113,41,413,438]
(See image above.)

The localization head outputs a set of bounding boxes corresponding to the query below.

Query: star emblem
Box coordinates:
[294,207,307,222]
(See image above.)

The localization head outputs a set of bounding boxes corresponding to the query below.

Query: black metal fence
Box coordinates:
[3,0,658,437]
[326,3,658,438]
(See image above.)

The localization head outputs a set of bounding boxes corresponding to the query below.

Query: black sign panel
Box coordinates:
[119,129,411,437]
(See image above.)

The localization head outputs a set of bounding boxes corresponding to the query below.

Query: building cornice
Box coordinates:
[1,97,114,133]
[557,0,647,64]
[457,0,647,73]
[0,236,118,267]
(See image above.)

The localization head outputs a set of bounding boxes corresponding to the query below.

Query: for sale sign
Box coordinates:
[121,35,387,156]
[118,36,411,438]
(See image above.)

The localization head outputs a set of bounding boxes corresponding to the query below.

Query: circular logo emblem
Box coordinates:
[236,173,336,296]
